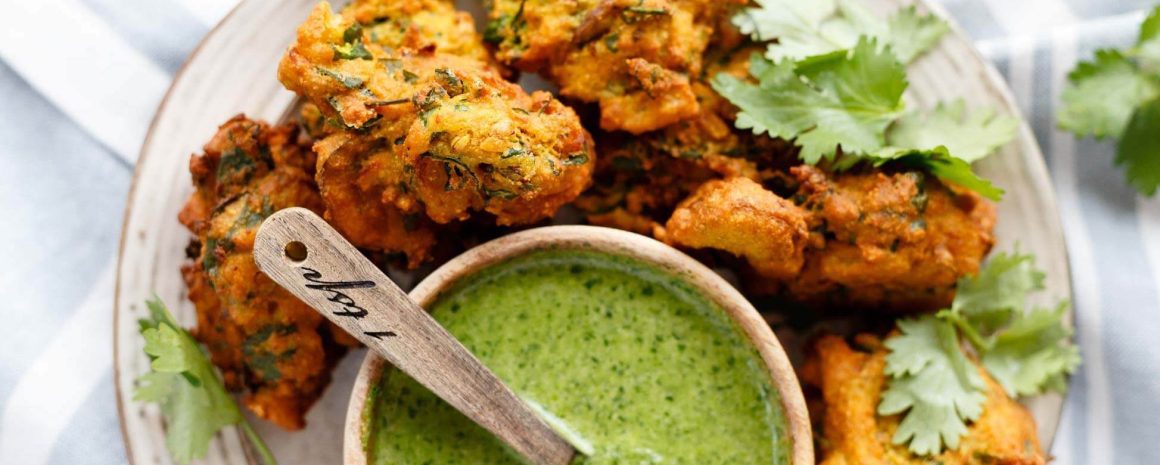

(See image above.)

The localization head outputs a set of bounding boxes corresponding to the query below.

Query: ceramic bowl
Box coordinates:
[343,225,814,465]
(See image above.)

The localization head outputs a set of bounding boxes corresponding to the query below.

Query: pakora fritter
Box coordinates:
[309,133,440,266]
[574,39,799,236]
[279,2,594,265]
[803,334,1046,465]
[664,177,808,280]
[639,42,776,164]
[485,0,746,133]
[179,115,358,430]
[574,133,739,236]
[664,164,996,312]
[297,0,502,141]
[341,0,496,67]
[782,166,997,312]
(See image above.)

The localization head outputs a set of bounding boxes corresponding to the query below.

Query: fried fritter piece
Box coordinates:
[297,0,501,141]
[279,3,594,263]
[575,134,730,235]
[654,162,994,311]
[641,43,772,163]
[664,177,809,280]
[639,82,763,168]
[310,133,439,266]
[299,99,335,141]
[776,166,997,312]
[803,335,1046,465]
[485,0,745,133]
[341,0,495,67]
[634,43,799,177]
[178,115,356,430]
[575,41,800,235]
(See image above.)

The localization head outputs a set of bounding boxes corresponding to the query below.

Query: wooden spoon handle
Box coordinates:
[253,207,575,465]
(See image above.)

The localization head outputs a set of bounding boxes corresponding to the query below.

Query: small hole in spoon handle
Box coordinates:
[284,240,308,262]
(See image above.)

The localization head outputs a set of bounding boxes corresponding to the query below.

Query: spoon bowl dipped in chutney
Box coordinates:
[344,226,812,465]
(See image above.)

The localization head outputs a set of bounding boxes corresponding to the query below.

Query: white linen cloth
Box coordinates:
[0,0,1155,463]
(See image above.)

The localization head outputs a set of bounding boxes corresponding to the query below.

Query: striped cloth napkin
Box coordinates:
[0,0,1155,464]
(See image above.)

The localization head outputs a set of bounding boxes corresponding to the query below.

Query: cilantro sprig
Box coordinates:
[879,317,985,455]
[714,39,907,165]
[880,251,1080,455]
[713,30,1015,200]
[134,298,277,465]
[1058,6,1160,195]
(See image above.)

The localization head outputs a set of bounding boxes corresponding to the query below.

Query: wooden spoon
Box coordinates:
[252,207,576,465]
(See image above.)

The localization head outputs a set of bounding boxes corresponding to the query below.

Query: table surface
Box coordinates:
[1,0,1157,464]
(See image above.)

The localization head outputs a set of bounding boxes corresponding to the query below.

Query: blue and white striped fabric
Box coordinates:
[0,0,1154,464]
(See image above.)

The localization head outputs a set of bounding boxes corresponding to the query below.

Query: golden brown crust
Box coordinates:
[594,57,699,133]
[278,2,594,265]
[616,154,995,312]
[486,0,746,133]
[767,166,996,312]
[637,44,784,168]
[311,133,439,266]
[575,133,735,235]
[664,177,808,280]
[179,115,357,430]
[808,335,1046,465]
[341,0,497,68]
[574,42,798,238]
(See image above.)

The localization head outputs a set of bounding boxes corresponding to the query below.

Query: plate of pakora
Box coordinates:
[114,0,1076,464]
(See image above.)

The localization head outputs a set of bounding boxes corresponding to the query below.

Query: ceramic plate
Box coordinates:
[114,0,1073,463]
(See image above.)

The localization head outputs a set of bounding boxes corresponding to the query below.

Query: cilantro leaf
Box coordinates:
[888,100,1018,163]
[734,0,946,63]
[1141,5,1160,45]
[713,37,906,164]
[1117,97,1160,196]
[1134,6,1160,75]
[315,67,365,89]
[886,6,951,64]
[951,250,1045,333]
[1057,49,1159,139]
[718,1,1003,200]
[865,146,1004,200]
[1057,5,1160,196]
[715,38,1005,200]
[134,298,277,465]
[945,251,1079,398]
[981,303,1081,397]
[333,23,372,60]
[909,151,1003,200]
[342,23,364,44]
[732,0,849,62]
[880,316,986,455]
[881,251,1079,455]
[333,41,372,60]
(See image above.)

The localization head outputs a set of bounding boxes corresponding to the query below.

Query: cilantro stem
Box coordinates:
[241,421,278,465]
[938,310,989,353]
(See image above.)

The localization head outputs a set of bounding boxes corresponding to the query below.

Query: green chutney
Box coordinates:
[365,250,790,465]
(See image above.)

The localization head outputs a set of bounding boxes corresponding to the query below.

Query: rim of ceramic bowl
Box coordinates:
[342,224,813,465]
